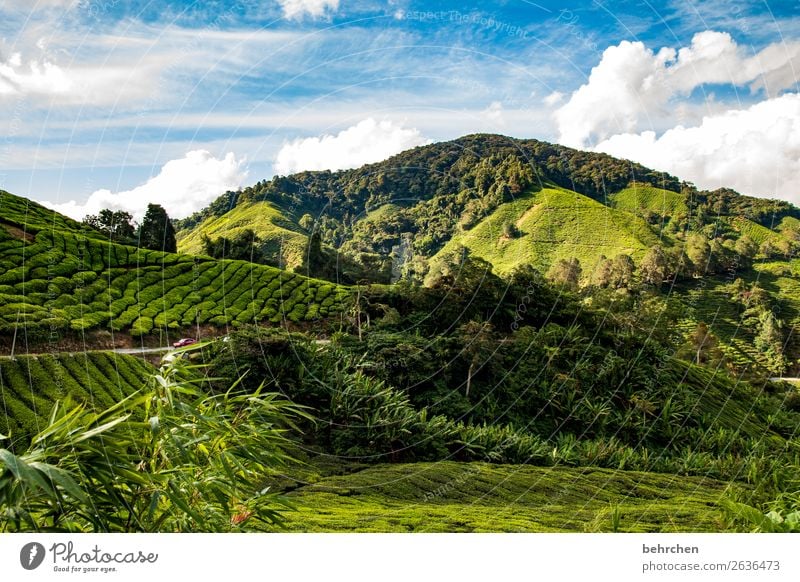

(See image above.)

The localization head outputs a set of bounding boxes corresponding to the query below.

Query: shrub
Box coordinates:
[327,371,428,459]
[131,316,154,336]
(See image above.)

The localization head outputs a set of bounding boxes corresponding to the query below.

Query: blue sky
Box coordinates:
[1,0,799,219]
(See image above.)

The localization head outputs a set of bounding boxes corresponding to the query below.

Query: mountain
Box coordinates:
[176,134,799,279]
[176,134,800,375]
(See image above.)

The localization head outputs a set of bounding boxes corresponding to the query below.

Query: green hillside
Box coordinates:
[610,183,689,218]
[436,185,661,274]
[177,199,308,269]
[0,189,99,238]
[176,135,798,289]
[175,134,685,280]
[169,135,800,376]
[0,351,155,446]
[0,191,348,342]
[274,462,735,532]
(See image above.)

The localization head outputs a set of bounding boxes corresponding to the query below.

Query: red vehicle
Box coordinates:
[172,338,197,348]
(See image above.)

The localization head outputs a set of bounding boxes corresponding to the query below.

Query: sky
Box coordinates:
[0,0,798,220]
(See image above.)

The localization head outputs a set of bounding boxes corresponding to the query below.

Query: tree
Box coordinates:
[685,233,711,276]
[546,258,581,290]
[684,322,723,366]
[202,229,265,263]
[759,239,779,258]
[346,283,370,340]
[502,222,520,239]
[83,209,135,243]
[666,247,691,280]
[776,238,795,258]
[640,245,668,286]
[138,204,177,253]
[299,213,314,231]
[729,277,748,302]
[590,255,613,288]
[457,321,495,397]
[755,311,787,375]
[609,254,635,289]
[424,246,505,325]
[305,230,328,279]
[734,236,758,265]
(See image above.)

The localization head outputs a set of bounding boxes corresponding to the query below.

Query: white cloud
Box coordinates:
[274,118,430,174]
[482,101,505,125]
[0,54,71,95]
[595,93,800,203]
[0,0,79,9]
[277,0,339,19]
[0,42,166,105]
[543,91,564,106]
[555,31,800,147]
[46,150,247,220]
[0,23,303,105]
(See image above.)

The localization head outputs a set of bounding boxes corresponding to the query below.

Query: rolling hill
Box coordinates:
[0,189,348,349]
[434,184,663,274]
[177,199,309,270]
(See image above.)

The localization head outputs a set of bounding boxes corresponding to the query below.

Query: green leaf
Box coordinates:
[0,449,56,498]
[72,414,130,443]
[27,462,89,503]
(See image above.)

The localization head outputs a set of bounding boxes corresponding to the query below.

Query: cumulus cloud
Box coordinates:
[555,31,800,147]
[46,151,247,221]
[595,93,800,203]
[277,0,339,19]
[274,118,430,174]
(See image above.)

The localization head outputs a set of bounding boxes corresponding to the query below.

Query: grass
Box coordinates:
[272,461,736,532]
[176,200,308,270]
[436,186,662,274]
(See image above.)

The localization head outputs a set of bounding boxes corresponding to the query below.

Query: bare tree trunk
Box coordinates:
[466,362,475,397]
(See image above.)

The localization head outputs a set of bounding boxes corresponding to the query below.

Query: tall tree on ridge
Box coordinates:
[138,203,177,253]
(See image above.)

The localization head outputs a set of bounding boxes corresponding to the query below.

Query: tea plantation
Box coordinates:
[271,462,736,532]
[0,352,155,446]
[0,215,348,338]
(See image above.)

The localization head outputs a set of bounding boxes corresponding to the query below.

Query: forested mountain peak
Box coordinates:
[175,134,799,286]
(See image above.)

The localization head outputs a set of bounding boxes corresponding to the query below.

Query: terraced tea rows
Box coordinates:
[0,226,349,336]
[0,189,96,236]
[438,186,661,274]
[0,352,155,445]
[611,184,689,218]
[274,462,734,532]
